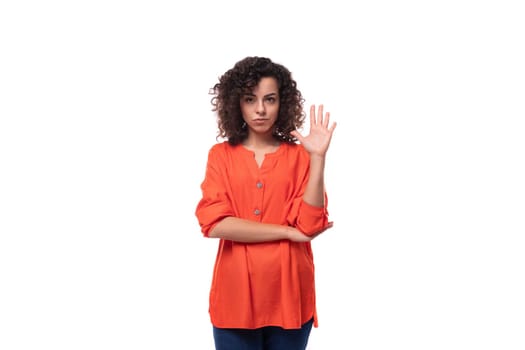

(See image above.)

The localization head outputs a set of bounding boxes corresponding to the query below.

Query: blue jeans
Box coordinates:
[213,318,314,350]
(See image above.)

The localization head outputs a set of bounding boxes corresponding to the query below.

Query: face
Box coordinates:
[240,77,280,138]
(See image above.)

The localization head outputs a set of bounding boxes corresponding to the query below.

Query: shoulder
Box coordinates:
[207,141,244,164]
[208,141,233,156]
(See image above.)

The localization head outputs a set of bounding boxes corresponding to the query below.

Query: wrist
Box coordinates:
[309,153,326,161]
[282,225,293,240]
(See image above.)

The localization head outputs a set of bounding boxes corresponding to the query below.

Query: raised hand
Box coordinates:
[290,104,337,157]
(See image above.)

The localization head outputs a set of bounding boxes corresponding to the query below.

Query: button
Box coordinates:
[256,181,263,189]
[254,209,261,216]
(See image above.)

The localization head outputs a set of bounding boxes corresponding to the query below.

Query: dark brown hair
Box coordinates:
[210,56,305,145]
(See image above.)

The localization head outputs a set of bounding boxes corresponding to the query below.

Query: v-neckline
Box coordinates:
[239,143,283,170]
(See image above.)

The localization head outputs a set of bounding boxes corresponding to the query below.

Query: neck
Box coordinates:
[243,134,279,150]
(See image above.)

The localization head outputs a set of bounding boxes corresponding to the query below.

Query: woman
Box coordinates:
[195,56,336,350]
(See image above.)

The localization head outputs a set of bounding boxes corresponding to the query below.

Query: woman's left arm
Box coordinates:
[291,104,336,207]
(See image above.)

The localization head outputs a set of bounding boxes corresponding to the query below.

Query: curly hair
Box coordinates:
[210,56,305,145]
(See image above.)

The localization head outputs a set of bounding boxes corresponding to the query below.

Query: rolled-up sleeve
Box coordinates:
[195,147,234,236]
[287,195,329,236]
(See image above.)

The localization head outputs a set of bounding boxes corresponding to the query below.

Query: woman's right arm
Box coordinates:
[209,217,330,243]
[209,217,288,242]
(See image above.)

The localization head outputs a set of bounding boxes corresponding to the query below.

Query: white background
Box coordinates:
[1,0,524,349]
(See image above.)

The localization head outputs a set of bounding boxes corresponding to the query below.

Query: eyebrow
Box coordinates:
[243,92,278,97]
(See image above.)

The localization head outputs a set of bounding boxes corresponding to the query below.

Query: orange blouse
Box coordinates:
[195,141,330,329]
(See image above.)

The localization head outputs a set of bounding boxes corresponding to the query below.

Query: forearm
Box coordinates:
[302,154,326,207]
[209,217,292,243]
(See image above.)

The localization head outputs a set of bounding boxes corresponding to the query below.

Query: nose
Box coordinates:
[255,100,265,115]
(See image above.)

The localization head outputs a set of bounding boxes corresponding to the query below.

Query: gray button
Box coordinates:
[256,182,263,189]
[254,209,261,216]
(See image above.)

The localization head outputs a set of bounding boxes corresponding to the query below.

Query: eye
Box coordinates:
[266,96,277,104]
[243,96,255,103]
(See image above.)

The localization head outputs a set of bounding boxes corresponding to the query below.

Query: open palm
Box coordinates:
[291,104,337,157]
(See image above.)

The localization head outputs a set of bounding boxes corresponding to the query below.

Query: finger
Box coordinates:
[290,130,304,143]
[323,112,330,128]
[310,105,315,126]
[318,104,324,126]
[329,121,337,133]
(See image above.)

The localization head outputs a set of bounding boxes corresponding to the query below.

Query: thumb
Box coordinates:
[290,130,303,142]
